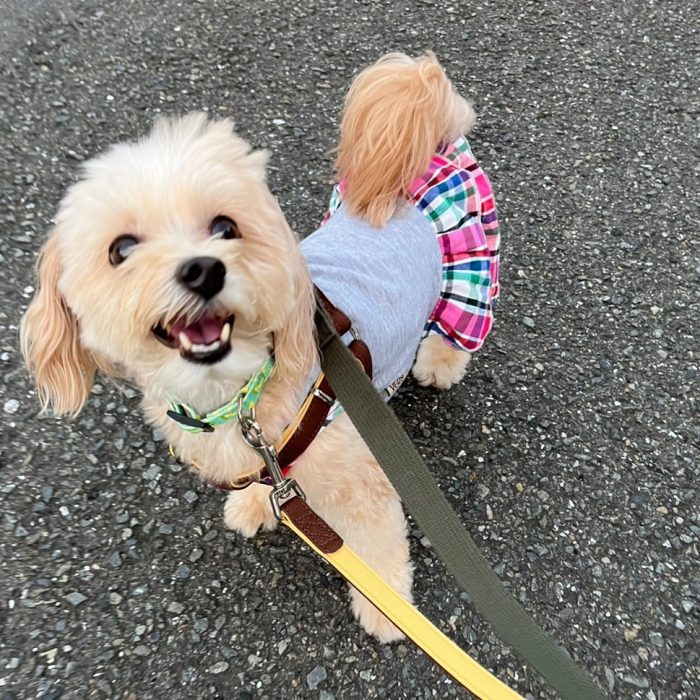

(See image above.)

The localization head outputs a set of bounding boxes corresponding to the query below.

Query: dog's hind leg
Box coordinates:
[411,335,471,390]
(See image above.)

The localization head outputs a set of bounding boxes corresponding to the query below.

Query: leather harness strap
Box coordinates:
[275,288,371,468]
[198,288,371,490]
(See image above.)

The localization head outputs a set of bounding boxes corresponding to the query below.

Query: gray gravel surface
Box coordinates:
[1,0,698,698]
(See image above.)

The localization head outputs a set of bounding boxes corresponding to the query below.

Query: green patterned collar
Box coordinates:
[166,356,276,434]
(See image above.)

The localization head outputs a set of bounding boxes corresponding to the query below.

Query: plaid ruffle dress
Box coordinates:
[325,135,500,353]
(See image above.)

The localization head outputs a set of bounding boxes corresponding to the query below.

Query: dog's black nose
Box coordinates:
[176,256,226,300]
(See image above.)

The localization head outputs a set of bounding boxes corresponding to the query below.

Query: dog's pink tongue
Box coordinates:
[172,315,222,345]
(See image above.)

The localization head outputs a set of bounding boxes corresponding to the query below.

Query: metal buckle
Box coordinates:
[238,398,305,519]
[312,386,335,406]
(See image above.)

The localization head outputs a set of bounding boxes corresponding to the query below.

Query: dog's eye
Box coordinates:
[109,235,139,266]
[210,216,240,240]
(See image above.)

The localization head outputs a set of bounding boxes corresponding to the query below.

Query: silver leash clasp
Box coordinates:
[238,399,305,519]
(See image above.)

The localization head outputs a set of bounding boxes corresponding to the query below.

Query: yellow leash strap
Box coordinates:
[280,497,523,700]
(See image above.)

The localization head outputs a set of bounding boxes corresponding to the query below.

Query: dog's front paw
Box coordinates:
[223,483,277,538]
[412,335,471,390]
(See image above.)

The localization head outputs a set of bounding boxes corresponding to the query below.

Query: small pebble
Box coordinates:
[64,592,87,607]
[194,619,209,634]
[209,661,229,674]
[622,673,649,689]
[624,627,639,641]
[649,631,664,647]
[604,666,615,692]
[476,484,490,499]
[143,464,161,480]
[306,665,327,689]
[3,399,19,414]
[175,565,191,579]
[462,625,477,645]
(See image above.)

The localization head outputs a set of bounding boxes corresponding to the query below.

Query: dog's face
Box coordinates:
[21,114,315,414]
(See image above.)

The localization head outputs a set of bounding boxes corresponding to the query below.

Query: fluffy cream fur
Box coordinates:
[21,52,474,643]
[413,335,472,389]
[335,51,475,229]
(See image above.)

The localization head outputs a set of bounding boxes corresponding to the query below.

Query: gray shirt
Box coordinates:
[301,204,442,397]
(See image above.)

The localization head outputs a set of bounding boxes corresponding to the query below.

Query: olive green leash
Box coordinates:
[314,304,605,700]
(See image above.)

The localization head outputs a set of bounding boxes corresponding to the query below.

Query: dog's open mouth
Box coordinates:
[152,312,234,364]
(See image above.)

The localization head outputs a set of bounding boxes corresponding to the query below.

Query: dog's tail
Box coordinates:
[334,51,475,229]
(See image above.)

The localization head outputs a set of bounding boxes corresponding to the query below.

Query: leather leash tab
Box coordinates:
[280,497,343,554]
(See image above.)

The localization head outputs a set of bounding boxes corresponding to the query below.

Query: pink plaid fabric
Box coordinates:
[324,135,500,353]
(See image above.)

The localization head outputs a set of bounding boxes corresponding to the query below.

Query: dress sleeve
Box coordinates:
[423,250,494,352]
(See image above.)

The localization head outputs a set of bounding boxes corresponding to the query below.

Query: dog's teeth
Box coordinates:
[220,322,231,343]
[179,332,193,350]
[191,340,221,354]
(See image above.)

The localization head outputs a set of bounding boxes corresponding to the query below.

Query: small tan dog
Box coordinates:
[21,53,496,642]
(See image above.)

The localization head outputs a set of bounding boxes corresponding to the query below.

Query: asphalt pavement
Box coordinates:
[0,0,698,698]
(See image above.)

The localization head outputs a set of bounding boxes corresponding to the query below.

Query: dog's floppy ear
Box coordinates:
[273,245,318,386]
[20,234,96,415]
